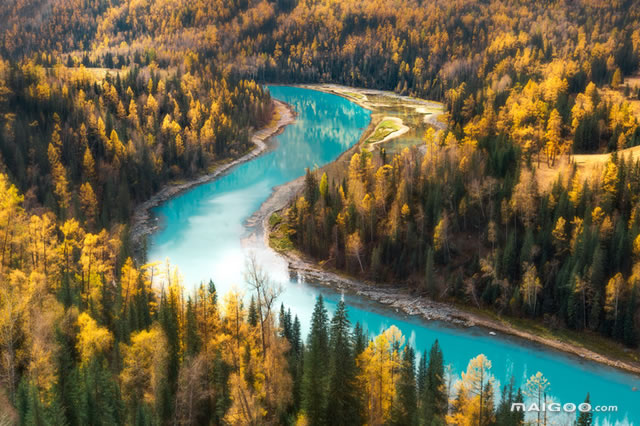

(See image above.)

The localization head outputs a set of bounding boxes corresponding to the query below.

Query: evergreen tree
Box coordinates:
[576,393,593,426]
[301,295,329,424]
[416,350,428,396]
[390,345,418,425]
[495,376,522,426]
[325,300,362,425]
[353,321,368,355]
[185,297,201,357]
[424,246,437,297]
[420,340,447,423]
[624,285,637,347]
[248,295,258,327]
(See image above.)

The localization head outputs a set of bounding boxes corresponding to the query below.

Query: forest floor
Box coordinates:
[129,99,296,256]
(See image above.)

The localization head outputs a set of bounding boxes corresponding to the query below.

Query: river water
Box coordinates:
[148,85,639,423]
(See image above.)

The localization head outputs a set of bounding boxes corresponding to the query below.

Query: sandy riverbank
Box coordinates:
[129,100,296,256]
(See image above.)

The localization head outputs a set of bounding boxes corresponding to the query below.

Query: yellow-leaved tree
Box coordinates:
[357,326,404,424]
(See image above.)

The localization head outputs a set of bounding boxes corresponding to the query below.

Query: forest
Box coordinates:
[0,168,586,423]
[0,0,639,424]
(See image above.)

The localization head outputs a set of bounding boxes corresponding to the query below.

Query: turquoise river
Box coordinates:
[148,86,639,424]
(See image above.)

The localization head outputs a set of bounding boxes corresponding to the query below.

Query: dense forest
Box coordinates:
[0,170,585,424]
[0,0,637,424]
[264,0,640,349]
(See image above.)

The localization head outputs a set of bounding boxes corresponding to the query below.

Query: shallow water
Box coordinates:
[148,86,640,423]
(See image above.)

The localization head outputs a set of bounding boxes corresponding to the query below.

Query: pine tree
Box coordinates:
[301,295,329,424]
[576,393,593,426]
[390,345,418,425]
[325,300,362,425]
[248,296,258,327]
[421,340,447,423]
[353,321,368,355]
[424,246,436,297]
[185,297,201,357]
[623,285,637,346]
[495,376,522,426]
[416,350,427,397]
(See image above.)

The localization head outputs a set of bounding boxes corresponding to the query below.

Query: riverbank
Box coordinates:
[249,89,640,378]
[264,224,640,376]
[130,99,296,256]
[298,83,446,153]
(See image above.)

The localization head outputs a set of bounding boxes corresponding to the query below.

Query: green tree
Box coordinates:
[420,340,447,423]
[302,295,329,424]
[576,393,593,426]
[325,300,362,425]
[390,345,418,425]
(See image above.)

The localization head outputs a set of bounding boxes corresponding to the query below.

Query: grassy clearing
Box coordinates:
[268,213,294,252]
[343,91,365,100]
[463,305,640,365]
[366,119,401,144]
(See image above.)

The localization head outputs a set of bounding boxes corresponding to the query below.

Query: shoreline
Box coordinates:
[129,99,296,256]
[131,84,640,378]
[253,88,640,378]
[264,220,640,377]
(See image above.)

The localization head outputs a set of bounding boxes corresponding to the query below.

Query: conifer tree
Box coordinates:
[326,300,362,425]
[301,295,329,424]
[576,393,593,426]
[421,340,447,423]
[390,345,418,425]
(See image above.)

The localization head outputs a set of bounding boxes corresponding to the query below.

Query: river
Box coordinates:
[148,85,639,424]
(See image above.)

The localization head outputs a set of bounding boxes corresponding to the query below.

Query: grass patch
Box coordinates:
[343,91,365,100]
[366,119,401,144]
[268,213,294,252]
[269,212,283,227]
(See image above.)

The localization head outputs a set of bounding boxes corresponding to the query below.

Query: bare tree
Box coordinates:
[244,254,283,355]
[175,354,209,425]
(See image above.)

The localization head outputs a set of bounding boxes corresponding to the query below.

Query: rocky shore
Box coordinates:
[265,229,640,376]
[130,100,296,256]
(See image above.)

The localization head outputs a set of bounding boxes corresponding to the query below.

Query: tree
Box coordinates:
[521,263,542,314]
[357,326,404,424]
[390,345,417,425]
[612,68,622,89]
[447,354,495,426]
[48,128,72,215]
[79,183,98,229]
[524,372,550,426]
[421,340,447,423]
[326,300,362,425]
[120,326,168,411]
[576,393,593,426]
[545,109,562,166]
[245,255,282,355]
[551,217,568,255]
[302,295,329,424]
[76,312,113,364]
[605,273,627,325]
[346,232,365,273]
[424,246,437,297]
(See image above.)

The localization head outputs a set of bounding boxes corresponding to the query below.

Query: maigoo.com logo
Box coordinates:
[512,402,618,413]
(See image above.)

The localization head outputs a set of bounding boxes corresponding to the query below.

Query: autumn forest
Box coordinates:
[0,0,639,425]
